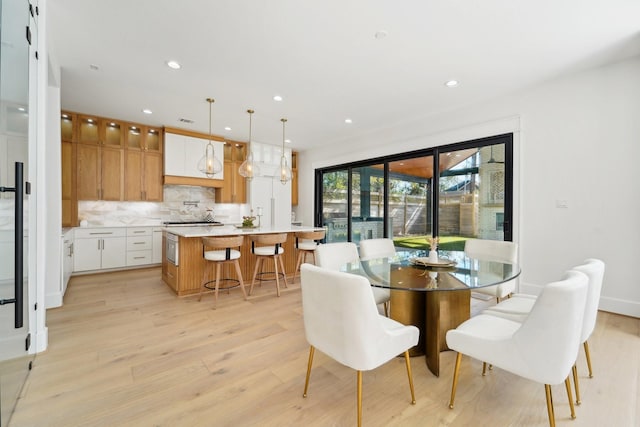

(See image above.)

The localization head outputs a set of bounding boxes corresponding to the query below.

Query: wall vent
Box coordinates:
[178,118,194,124]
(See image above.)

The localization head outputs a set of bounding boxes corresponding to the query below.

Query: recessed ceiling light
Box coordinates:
[87,119,94,123]
[224,126,231,131]
[18,107,26,112]
[374,30,388,39]
[166,60,181,70]
[345,118,353,124]
[273,95,283,102]
[285,139,292,144]
[89,64,99,71]
[445,80,459,88]
[142,109,153,114]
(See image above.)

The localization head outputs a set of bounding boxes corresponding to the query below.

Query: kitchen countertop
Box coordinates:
[163,224,322,238]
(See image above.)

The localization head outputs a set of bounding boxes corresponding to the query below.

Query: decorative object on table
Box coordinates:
[198,97,223,178]
[238,109,260,181]
[241,214,257,228]
[279,118,292,184]
[411,257,456,268]
[427,235,439,262]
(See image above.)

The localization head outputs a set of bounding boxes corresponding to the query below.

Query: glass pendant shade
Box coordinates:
[239,109,260,180]
[198,141,222,178]
[279,118,292,185]
[199,98,223,178]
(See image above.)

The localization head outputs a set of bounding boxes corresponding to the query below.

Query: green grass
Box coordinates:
[393,235,469,251]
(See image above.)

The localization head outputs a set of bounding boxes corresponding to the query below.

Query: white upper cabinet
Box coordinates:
[251,142,291,177]
[164,132,224,180]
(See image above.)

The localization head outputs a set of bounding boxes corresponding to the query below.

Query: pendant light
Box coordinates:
[238,109,260,180]
[279,118,292,185]
[198,98,223,178]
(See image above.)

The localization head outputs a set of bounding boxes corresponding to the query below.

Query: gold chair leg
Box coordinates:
[449,352,462,409]
[234,259,247,301]
[584,341,593,378]
[357,370,363,427]
[545,384,556,427]
[482,362,487,376]
[565,376,576,419]
[572,364,581,405]
[302,346,315,398]
[403,351,416,404]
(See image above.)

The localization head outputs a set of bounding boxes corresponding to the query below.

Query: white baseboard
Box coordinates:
[518,281,639,319]
[45,291,63,309]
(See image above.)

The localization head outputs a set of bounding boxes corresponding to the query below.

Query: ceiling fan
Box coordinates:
[486,145,504,164]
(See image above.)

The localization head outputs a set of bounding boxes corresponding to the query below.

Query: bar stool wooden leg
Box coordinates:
[279,254,288,288]
[250,257,262,295]
[233,259,247,300]
[198,263,210,302]
[273,256,281,297]
[294,250,304,280]
[213,263,222,309]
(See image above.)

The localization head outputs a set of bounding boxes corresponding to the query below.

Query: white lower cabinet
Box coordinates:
[74,228,127,272]
[152,227,163,264]
[126,227,153,266]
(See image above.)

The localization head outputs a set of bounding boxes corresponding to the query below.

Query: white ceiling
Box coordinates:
[49,0,640,150]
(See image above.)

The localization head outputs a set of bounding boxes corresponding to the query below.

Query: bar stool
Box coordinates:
[250,233,288,297]
[198,235,247,308]
[293,229,325,280]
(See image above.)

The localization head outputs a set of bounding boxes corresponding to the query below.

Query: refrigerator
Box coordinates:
[249,174,292,229]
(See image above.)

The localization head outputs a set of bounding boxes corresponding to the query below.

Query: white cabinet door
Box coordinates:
[152,228,163,264]
[74,237,102,272]
[101,237,127,269]
[164,132,224,179]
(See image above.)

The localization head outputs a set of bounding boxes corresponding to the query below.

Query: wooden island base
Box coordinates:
[162,231,302,296]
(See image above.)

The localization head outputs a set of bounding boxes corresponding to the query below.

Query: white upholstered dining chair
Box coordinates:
[315,242,390,315]
[483,258,605,405]
[446,270,589,427]
[358,238,395,316]
[464,238,518,302]
[300,263,419,427]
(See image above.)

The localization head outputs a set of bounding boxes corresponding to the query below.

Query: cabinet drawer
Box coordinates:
[75,227,126,239]
[127,227,152,237]
[127,236,152,251]
[126,250,153,266]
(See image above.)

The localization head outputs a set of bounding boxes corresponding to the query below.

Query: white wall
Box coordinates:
[297,56,640,317]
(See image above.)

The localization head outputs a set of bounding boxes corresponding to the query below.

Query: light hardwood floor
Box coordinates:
[9,268,640,426]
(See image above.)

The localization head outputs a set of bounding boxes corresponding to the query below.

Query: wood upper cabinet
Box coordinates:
[126,125,162,153]
[61,112,78,226]
[215,142,247,204]
[125,150,163,201]
[76,142,124,201]
[78,115,124,147]
[125,126,164,201]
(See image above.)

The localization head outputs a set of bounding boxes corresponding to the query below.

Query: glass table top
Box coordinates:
[340,250,521,291]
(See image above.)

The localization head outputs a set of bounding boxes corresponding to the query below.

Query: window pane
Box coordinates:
[351,165,384,243]
[388,156,433,251]
[438,143,506,247]
[322,170,349,242]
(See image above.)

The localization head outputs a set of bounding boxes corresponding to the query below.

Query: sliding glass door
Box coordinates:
[316,134,513,248]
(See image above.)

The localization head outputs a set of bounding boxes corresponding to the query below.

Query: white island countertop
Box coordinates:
[163,224,323,238]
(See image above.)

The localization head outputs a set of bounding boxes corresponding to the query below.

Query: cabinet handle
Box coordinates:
[70,243,74,256]
[133,242,145,245]
[98,240,101,250]
[89,232,113,235]
[133,230,145,234]
[134,256,146,259]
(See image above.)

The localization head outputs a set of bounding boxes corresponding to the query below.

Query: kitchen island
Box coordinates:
[161,224,323,296]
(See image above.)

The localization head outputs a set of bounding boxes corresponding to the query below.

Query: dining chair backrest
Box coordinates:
[359,238,396,261]
[512,270,588,384]
[300,263,415,371]
[572,259,605,343]
[315,242,359,271]
[464,238,518,264]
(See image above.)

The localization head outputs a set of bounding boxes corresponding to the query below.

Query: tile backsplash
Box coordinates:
[78,185,250,226]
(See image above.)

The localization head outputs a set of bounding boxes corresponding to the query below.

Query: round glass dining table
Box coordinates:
[340,250,521,377]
